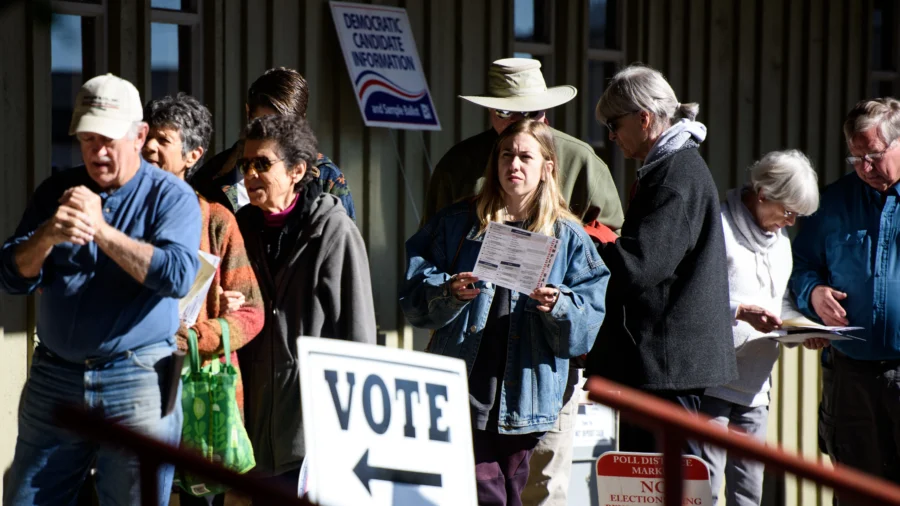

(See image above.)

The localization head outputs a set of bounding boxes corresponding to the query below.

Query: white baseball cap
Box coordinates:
[68,73,144,140]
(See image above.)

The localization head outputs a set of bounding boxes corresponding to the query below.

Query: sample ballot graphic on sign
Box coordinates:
[330,1,441,130]
[298,338,477,505]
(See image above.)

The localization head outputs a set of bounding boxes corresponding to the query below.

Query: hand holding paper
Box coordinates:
[472,222,560,295]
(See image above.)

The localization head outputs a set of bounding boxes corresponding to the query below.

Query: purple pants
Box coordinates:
[472,430,541,506]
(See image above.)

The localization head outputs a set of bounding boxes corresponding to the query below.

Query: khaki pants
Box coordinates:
[521,371,578,506]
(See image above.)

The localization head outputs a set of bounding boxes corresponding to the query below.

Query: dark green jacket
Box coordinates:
[422,127,624,229]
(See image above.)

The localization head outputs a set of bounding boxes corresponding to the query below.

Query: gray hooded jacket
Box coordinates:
[236,190,377,476]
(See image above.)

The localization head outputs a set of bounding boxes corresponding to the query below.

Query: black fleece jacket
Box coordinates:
[587,143,738,391]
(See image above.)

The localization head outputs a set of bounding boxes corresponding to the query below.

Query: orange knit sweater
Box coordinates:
[188,196,265,410]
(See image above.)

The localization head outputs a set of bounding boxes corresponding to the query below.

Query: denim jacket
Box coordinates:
[400,201,610,434]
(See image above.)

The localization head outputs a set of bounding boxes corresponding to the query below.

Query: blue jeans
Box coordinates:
[3,342,182,506]
[699,395,768,506]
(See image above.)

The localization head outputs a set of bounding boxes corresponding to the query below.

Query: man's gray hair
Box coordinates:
[749,149,819,216]
[842,97,900,146]
[595,64,699,135]
[125,121,146,140]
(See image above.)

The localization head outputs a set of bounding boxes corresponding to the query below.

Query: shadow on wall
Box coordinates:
[0,295,30,336]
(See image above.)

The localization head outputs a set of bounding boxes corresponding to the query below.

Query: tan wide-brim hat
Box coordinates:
[459,58,577,112]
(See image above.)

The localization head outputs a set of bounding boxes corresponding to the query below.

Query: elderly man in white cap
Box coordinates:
[421,57,623,506]
[1,74,201,505]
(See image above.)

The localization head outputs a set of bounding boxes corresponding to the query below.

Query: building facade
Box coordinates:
[1,0,897,503]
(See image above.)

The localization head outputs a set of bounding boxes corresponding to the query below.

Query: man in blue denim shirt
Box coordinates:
[791,98,900,500]
[1,74,201,505]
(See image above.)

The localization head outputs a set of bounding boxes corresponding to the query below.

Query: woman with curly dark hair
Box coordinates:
[234,113,376,490]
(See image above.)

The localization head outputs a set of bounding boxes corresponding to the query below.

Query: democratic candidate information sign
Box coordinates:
[330,2,441,130]
[298,338,476,505]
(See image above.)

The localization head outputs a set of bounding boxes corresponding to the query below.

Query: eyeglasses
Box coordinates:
[236,156,283,175]
[846,140,897,166]
[605,111,638,133]
[783,209,806,219]
[493,109,545,120]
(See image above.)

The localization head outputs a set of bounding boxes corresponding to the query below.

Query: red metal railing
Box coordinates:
[586,376,900,506]
[55,405,313,506]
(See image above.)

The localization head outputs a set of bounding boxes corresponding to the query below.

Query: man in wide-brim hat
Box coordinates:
[421,57,623,506]
[422,57,623,231]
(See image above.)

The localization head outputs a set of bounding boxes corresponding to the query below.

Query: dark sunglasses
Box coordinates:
[606,111,638,133]
[494,109,545,120]
[236,156,283,175]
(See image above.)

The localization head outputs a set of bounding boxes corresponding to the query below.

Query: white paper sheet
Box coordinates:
[178,250,221,327]
[471,222,560,295]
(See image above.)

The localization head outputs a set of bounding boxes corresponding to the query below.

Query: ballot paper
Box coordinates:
[178,250,221,326]
[472,222,560,295]
[767,316,865,344]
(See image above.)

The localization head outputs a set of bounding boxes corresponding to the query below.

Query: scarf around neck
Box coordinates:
[643,119,708,167]
[726,187,780,297]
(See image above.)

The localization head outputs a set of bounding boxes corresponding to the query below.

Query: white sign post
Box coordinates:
[330,1,441,130]
[595,452,712,506]
[298,338,477,506]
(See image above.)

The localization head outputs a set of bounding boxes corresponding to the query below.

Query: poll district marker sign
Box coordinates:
[595,452,712,506]
[330,1,441,130]
[298,338,476,505]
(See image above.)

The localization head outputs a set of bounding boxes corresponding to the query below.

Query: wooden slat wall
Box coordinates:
[625,1,869,505]
[0,2,38,496]
[0,0,876,502]
[196,0,510,349]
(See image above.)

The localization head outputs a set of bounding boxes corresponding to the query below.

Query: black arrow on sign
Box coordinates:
[353,448,443,494]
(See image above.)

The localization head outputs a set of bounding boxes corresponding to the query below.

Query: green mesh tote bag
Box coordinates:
[175,318,256,497]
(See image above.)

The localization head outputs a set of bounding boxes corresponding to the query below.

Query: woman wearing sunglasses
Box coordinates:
[234,114,377,489]
[586,64,738,454]
[401,119,609,505]
[699,150,820,506]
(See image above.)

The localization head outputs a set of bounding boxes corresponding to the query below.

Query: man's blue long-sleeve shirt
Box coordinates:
[791,172,900,360]
[0,160,201,363]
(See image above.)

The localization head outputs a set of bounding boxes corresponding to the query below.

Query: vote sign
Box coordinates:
[298,338,477,505]
[595,452,712,506]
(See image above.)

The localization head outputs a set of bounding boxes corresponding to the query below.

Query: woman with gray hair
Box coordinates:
[700,150,820,506]
[585,64,738,454]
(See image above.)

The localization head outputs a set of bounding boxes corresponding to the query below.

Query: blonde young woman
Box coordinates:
[400,119,610,506]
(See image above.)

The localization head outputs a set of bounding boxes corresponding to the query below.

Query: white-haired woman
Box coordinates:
[585,64,737,455]
[700,150,821,506]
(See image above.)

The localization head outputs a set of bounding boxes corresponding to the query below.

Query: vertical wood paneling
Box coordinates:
[782,0,804,154]
[822,0,845,183]
[554,0,579,135]
[222,0,243,147]
[706,0,734,194]
[804,0,825,171]
[202,0,224,154]
[646,0,666,69]
[734,0,757,178]
[666,0,686,98]
[779,347,802,504]
[459,0,487,140]
[367,0,401,341]
[685,0,707,121]
[0,0,33,486]
[304,0,337,157]
[269,0,299,69]
[759,0,785,155]
[242,0,267,99]
[425,0,458,165]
